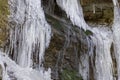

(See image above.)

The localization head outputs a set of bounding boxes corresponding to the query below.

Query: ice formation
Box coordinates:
[0,0,120,80]
[56,0,89,30]
[57,0,115,80]
[112,0,120,79]
[0,0,52,80]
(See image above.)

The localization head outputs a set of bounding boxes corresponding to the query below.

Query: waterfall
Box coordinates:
[0,0,52,80]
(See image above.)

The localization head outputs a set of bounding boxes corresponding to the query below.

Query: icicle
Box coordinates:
[112,0,120,79]
[112,0,119,6]
[93,4,96,14]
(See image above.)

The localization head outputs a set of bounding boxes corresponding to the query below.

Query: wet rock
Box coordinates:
[44,14,88,80]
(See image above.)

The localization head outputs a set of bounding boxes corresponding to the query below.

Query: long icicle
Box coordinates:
[112,0,120,79]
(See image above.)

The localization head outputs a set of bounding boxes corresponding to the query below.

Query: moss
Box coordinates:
[0,0,9,46]
[60,69,83,80]
[84,30,93,36]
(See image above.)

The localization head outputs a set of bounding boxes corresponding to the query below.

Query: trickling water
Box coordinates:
[0,0,52,80]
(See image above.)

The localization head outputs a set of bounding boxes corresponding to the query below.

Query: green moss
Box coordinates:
[84,30,93,36]
[60,69,83,80]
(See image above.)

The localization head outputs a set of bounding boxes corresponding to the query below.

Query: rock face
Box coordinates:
[82,2,113,24]
[81,0,114,24]
[43,14,90,80]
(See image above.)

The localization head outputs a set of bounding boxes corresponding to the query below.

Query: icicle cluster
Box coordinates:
[0,0,52,80]
[8,0,51,67]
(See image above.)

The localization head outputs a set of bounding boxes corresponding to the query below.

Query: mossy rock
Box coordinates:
[0,0,9,46]
[60,69,83,80]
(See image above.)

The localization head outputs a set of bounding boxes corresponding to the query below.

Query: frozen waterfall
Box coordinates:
[0,0,120,80]
[57,0,114,80]
[0,0,52,80]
